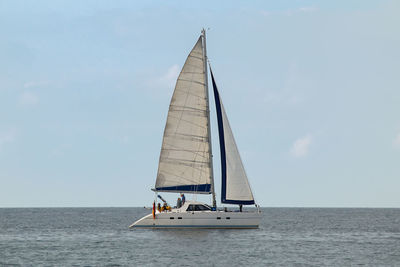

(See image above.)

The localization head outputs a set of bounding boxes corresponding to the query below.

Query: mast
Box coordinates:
[202,28,216,208]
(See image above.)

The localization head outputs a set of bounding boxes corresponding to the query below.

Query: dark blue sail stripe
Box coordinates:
[211,69,255,205]
[156,184,211,193]
[210,70,228,203]
[220,199,255,205]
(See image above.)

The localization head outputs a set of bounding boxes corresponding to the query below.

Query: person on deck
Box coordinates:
[162,202,167,212]
[181,193,186,205]
[176,197,182,208]
[157,203,161,212]
[161,202,171,211]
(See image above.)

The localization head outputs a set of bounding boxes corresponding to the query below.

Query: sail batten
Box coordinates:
[155,36,212,194]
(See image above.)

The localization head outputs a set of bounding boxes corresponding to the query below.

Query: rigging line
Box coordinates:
[162,149,209,159]
[171,63,200,138]
[169,105,206,112]
[173,89,206,99]
[158,146,210,181]
[163,136,208,143]
[180,71,203,74]
[161,161,209,177]
[162,158,209,164]
[168,115,208,129]
[179,61,204,89]
[165,134,208,143]
[169,112,207,119]
[159,176,209,187]
[188,53,203,60]
[189,51,203,60]
[160,143,210,173]
[178,79,205,86]
[161,163,208,171]
[161,163,208,172]
[161,156,209,168]
[165,131,208,139]
[176,77,206,89]
[160,169,203,181]
[192,126,209,194]
[183,61,203,69]
[159,162,209,188]
[188,56,202,61]
[173,132,208,139]
[169,108,207,116]
[162,142,209,160]
[163,143,208,150]
[160,148,210,161]
[159,170,209,185]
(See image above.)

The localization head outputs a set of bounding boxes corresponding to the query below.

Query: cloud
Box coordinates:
[0,128,16,150]
[291,135,312,157]
[263,90,303,106]
[260,6,318,17]
[50,143,72,157]
[394,133,400,148]
[260,10,270,17]
[23,80,49,88]
[160,64,180,89]
[263,62,305,106]
[299,7,318,13]
[19,91,39,106]
[144,64,180,92]
[285,6,318,16]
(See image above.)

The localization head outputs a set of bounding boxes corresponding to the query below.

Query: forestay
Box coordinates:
[211,70,255,204]
[155,37,212,194]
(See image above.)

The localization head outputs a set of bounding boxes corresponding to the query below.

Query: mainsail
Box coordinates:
[211,70,255,204]
[155,36,212,194]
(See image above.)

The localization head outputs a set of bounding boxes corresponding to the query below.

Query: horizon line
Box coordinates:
[1,206,399,209]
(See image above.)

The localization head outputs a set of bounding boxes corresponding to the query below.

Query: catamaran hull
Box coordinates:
[129,211,261,229]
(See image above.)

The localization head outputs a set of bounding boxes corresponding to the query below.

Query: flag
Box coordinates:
[152,201,156,219]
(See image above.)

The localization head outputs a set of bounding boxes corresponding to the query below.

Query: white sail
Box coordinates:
[155,36,212,194]
[211,70,255,204]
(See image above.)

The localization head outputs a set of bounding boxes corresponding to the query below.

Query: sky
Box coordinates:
[0,0,399,207]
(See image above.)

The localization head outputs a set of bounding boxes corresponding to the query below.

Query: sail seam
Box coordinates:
[178,79,205,86]
[158,170,209,185]
[168,115,207,129]
[169,106,206,112]
[162,142,209,160]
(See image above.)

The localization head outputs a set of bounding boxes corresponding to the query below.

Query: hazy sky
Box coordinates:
[1,0,399,207]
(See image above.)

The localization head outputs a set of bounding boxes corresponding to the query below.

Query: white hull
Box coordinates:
[129,202,261,229]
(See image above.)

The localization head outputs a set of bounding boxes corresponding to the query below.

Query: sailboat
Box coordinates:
[130,29,261,228]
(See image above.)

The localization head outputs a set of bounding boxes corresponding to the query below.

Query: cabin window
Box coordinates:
[186,205,195,211]
[196,205,211,211]
[186,204,212,212]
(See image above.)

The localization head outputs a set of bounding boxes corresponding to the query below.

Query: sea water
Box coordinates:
[1,208,399,266]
